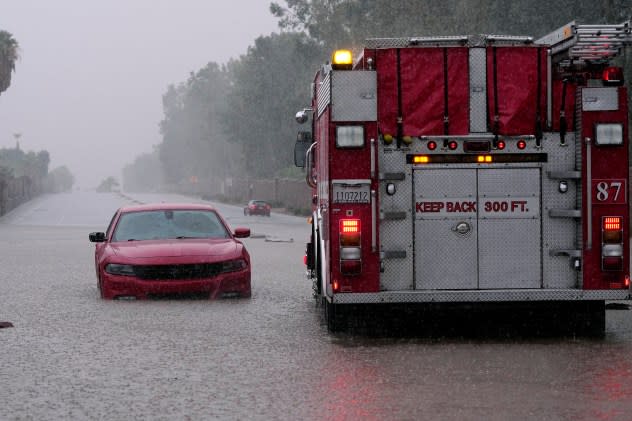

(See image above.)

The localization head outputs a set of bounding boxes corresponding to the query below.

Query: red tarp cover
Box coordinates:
[486,47,547,136]
[376,47,469,137]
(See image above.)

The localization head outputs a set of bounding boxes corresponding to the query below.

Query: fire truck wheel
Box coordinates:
[324,299,346,332]
[315,230,322,295]
[325,299,337,331]
[572,301,605,337]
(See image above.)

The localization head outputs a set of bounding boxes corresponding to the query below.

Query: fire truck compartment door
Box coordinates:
[413,167,541,290]
[477,168,541,289]
[414,169,478,290]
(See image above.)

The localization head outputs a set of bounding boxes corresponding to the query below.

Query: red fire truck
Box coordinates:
[294,21,632,332]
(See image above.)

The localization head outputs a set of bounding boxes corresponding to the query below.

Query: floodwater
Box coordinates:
[1,192,632,420]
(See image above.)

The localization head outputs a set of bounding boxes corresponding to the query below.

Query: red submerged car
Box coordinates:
[243,200,271,217]
[89,203,251,300]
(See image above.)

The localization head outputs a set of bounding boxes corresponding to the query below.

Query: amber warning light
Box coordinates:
[477,155,493,163]
[332,49,353,70]
[413,156,430,164]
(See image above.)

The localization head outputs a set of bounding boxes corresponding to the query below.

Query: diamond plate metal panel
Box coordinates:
[582,87,619,111]
[378,148,413,291]
[469,48,487,132]
[541,132,580,288]
[317,72,330,118]
[331,71,377,122]
[333,289,630,304]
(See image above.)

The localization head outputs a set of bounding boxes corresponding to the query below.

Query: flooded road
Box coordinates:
[1,192,632,420]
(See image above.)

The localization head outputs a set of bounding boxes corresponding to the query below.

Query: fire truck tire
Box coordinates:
[548,301,605,337]
[572,301,606,337]
[314,227,322,296]
[325,299,345,332]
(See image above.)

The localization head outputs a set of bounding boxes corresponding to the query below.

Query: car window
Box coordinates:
[112,210,229,241]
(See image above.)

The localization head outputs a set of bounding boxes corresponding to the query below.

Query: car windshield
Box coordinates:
[112,210,229,242]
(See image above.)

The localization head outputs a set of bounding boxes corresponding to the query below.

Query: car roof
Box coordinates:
[118,202,218,213]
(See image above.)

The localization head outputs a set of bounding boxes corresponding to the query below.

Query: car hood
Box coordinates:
[109,239,238,259]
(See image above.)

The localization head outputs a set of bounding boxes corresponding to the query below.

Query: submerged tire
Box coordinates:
[548,301,605,337]
[572,301,605,337]
[324,299,347,332]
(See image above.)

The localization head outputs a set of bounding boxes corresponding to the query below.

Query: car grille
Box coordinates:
[133,263,222,280]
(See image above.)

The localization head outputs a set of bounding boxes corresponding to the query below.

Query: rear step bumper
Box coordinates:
[332,289,631,304]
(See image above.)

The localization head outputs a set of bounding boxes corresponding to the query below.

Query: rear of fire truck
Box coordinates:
[294,21,632,332]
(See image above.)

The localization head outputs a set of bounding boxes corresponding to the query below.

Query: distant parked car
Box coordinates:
[244,200,271,217]
[89,203,251,300]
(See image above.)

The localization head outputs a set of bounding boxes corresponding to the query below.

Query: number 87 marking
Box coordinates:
[594,179,626,204]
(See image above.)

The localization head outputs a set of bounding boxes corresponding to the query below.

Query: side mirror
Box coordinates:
[294,132,312,168]
[233,227,251,238]
[295,110,309,124]
[89,232,106,242]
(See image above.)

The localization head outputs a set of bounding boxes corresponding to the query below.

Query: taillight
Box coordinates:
[602,216,623,271]
[339,219,361,276]
[340,219,361,245]
[448,140,458,150]
[305,241,314,270]
[602,66,624,86]
[517,139,527,150]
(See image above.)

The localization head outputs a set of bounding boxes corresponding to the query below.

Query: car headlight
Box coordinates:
[220,259,248,273]
[105,264,136,276]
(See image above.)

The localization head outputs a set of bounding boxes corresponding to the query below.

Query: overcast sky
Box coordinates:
[0,0,279,188]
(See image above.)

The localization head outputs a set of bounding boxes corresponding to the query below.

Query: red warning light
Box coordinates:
[603,67,624,86]
[340,219,360,233]
[517,140,527,150]
[448,141,458,150]
[603,217,622,231]
[428,141,437,151]
[496,140,506,150]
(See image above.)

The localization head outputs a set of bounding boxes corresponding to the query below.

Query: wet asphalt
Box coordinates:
[1,192,632,420]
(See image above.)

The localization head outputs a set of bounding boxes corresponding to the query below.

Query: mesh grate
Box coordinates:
[133,263,222,280]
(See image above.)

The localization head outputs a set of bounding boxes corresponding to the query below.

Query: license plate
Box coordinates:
[332,183,370,204]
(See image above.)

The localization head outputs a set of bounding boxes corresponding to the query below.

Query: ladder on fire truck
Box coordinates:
[536,20,632,62]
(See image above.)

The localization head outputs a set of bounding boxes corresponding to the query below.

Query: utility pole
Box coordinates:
[13,132,21,150]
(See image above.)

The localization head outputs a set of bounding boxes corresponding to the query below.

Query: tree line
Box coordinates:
[124,0,631,193]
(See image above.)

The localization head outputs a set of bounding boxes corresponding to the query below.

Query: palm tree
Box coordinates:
[0,30,19,95]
